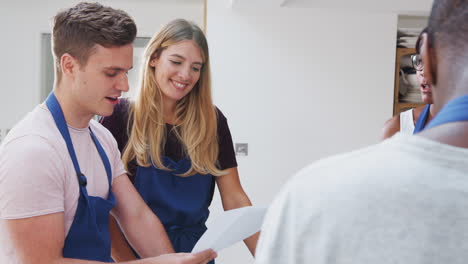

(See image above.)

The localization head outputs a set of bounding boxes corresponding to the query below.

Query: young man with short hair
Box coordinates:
[0,3,215,264]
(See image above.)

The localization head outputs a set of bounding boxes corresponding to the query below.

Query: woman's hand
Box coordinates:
[150,249,217,264]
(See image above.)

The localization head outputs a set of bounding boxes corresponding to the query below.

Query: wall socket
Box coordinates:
[235,143,248,156]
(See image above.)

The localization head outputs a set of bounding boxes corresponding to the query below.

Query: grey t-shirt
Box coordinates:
[256,134,468,264]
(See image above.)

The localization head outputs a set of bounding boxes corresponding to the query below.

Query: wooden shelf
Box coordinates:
[394,102,425,115]
[396,47,416,58]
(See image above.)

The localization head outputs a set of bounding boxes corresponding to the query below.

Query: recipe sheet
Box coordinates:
[191,206,267,253]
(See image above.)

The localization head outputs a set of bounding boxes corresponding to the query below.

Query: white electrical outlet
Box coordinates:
[235,143,248,156]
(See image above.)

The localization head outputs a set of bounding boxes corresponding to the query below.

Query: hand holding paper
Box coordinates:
[191,206,266,253]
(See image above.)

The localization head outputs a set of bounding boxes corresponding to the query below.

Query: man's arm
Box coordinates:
[4,212,215,264]
[215,167,260,256]
[4,212,105,264]
[0,137,213,263]
[110,215,138,261]
[111,174,174,258]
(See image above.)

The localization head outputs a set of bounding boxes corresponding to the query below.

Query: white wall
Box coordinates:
[0,0,203,133]
[282,0,432,15]
[205,1,426,263]
[398,15,429,28]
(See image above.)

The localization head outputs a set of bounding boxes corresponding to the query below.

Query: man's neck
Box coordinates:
[428,104,436,121]
[419,91,468,148]
[53,86,94,129]
[419,122,468,149]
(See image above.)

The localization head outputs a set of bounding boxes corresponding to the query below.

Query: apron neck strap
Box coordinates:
[421,95,468,131]
[413,104,431,134]
[45,93,112,187]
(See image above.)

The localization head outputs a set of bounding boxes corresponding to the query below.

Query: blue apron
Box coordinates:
[134,156,215,263]
[413,104,431,134]
[46,93,115,262]
[417,95,468,132]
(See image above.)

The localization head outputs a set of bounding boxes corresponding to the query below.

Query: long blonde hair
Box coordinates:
[122,19,225,177]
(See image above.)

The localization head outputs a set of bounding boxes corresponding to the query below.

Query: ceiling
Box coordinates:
[229,0,431,15]
[107,0,203,3]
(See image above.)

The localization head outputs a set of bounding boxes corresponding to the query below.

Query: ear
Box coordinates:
[149,58,157,68]
[420,32,437,86]
[60,53,79,78]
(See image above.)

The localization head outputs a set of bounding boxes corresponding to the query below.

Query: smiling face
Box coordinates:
[70,44,133,118]
[416,68,433,104]
[150,40,204,107]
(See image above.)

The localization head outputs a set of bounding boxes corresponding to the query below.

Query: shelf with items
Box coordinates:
[393,47,425,116]
[394,102,425,116]
[393,16,428,116]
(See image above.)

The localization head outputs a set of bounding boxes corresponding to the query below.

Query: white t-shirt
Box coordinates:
[256,134,468,264]
[0,104,126,263]
[399,108,415,134]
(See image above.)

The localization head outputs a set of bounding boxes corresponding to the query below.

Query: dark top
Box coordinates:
[100,98,237,179]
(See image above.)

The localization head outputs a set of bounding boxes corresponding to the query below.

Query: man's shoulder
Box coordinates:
[282,134,461,218]
[89,119,121,157]
[90,119,116,139]
[286,137,410,198]
[297,141,385,175]
[2,105,62,148]
[0,129,66,180]
[1,134,60,159]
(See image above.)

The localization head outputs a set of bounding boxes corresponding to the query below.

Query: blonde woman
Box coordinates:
[101,19,258,262]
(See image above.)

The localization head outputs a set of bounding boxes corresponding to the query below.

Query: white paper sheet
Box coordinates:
[191,206,266,253]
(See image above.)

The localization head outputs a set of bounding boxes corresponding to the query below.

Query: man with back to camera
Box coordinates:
[255,0,468,263]
[0,2,215,264]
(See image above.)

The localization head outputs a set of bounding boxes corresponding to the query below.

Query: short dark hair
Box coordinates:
[427,0,468,54]
[52,2,137,81]
[415,27,428,54]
